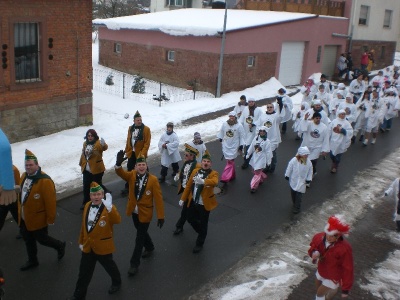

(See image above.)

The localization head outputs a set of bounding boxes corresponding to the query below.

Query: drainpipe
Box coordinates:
[76,31,80,126]
[216,6,228,98]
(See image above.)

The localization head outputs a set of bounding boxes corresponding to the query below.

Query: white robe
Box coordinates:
[158,131,181,167]
[278,95,294,123]
[217,121,245,160]
[382,95,400,120]
[305,108,330,126]
[300,120,330,160]
[384,178,400,221]
[246,136,272,170]
[329,118,353,156]
[256,108,282,151]
[285,157,313,193]
[337,102,357,123]
[187,140,207,161]
[239,106,263,146]
[365,97,385,131]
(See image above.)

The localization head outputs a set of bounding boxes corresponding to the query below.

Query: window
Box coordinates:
[359,5,369,25]
[167,0,183,6]
[14,22,40,82]
[167,50,175,62]
[114,43,121,53]
[316,46,321,63]
[247,56,255,67]
[383,10,392,28]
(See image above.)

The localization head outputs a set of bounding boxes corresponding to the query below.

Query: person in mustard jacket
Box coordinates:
[180,150,219,253]
[79,129,108,210]
[68,182,122,300]
[114,152,164,277]
[18,149,66,271]
[121,111,151,196]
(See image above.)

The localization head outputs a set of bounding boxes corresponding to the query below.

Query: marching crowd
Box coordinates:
[0,65,399,300]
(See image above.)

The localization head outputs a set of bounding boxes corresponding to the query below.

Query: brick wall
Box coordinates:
[99,39,277,95]
[0,0,93,143]
[350,40,397,71]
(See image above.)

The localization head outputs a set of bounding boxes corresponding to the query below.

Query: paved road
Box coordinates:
[0,118,399,300]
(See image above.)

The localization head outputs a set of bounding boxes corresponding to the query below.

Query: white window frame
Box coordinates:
[359,5,369,25]
[114,43,122,54]
[247,56,255,67]
[383,9,392,28]
[167,0,183,6]
[167,50,175,62]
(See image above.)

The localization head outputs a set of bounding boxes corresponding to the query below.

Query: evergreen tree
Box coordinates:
[131,75,146,93]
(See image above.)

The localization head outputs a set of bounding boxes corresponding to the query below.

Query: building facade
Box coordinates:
[0,0,93,143]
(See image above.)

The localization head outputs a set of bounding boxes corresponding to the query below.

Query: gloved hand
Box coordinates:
[285,176,289,181]
[238,145,243,151]
[103,193,112,212]
[116,150,127,166]
[194,176,205,185]
[179,200,185,207]
[174,173,180,182]
[157,219,164,228]
[79,244,83,251]
[305,180,311,184]
[100,137,105,146]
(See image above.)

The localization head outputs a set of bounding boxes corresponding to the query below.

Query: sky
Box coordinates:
[8,38,400,299]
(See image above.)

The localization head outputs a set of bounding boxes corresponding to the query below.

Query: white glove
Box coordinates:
[311,251,320,260]
[100,137,105,146]
[194,176,205,185]
[103,193,112,212]
[174,173,180,182]
[79,244,83,251]
[179,200,184,207]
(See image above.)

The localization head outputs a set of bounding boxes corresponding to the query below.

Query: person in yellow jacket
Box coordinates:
[18,149,66,271]
[79,129,108,210]
[121,111,151,196]
[114,152,164,277]
[68,182,122,300]
[180,150,219,253]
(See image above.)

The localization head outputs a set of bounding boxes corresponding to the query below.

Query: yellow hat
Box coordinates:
[184,143,199,156]
[136,154,146,164]
[90,182,103,193]
[202,150,212,161]
[25,149,37,162]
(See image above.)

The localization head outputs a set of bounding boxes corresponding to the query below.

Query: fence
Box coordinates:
[93,67,215,106]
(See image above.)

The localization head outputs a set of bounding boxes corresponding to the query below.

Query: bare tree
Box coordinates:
[93,0,137,19]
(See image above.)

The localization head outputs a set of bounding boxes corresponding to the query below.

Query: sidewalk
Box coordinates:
[287,198,398,299]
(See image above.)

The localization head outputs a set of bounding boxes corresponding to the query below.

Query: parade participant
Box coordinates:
[309,215,353,300]
[276,88,293,134]
[369,70,384,87]
[329,110,353,173]
[305,100,330,126]
[18,149,66,271]
[317,74,332,94]
[284,146,313,214]
[337,53,348,80]
[314,85,332,116]
[349,73,366,103]
[363,89,384,145]
[292,101,310,140]
[186,132,207,160]
[0,129,17,206]
[158,122,181,183]
[79,129,108,210]
[300,78,318,99]
[233,95,248,119]
[0,165,20,232]
[239,97,262,169]
[173,144,200,235]
[217,111,245,192]
[68,182,121,300]
[245,126,272,193]
[121,111,151,196]
[384,178,400,231]
[337,94,357,124]
[300,112,330,179]
[380,88,400,133]
[329,90,345,121]
[114,153,164,277]
[352,92,369,143]
[179,150,219,253]
[332,83,348,99]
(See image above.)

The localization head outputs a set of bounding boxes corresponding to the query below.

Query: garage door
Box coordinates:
[278,42,305,86]
[322,45,338,78]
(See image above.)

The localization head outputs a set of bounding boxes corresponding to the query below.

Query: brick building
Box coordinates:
[0,0,93,143]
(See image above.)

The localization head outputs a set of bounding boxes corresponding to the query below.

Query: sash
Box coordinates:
[192,169,211,203]
[87,204,105,233]
[135,173,149,201]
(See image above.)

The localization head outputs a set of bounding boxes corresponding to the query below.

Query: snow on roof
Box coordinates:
[92,8,317,37]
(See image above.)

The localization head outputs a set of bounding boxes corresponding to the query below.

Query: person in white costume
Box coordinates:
[363,89,385,146]
[380,87,400,132]
[292,101,310,140]
[314,85,332,117]
[349,73,366,103]
[305,100,330,126]
[233,95,248,119]
[384,178,400,232]
[337,94,357,124]
[276,88,293,134]
[329,90,345,121]
[158,122,181,182]
[351,92,369,143]
[186,132,207,161]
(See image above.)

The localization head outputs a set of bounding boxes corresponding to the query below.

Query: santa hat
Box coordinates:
[324,214,350,236]
[25,149,38,162]
[90,182,103,193]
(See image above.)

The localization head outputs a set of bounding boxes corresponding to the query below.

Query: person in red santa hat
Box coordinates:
[308,214,353,299]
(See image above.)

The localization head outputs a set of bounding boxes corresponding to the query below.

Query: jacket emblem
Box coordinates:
[34,193,40,199]
[146,190,151,195]
[99,220,106,227]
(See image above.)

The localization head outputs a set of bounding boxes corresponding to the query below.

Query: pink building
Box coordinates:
[94,9,349,94]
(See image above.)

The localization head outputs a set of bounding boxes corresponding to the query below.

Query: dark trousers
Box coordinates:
[329,151,343,167]
[20,220,63,262]
[281,122,287,133]
[311,159,318,175]
[175,204,188,229]
[265,149,277,173]
[242,145,252,166]
[0,202,18,231]
[290,188,303,212]
[124,155,137,189]
[73,251,121,300]
[381,118,393,130]
[160,163,179,177]
[130,213,154,268]
[187,202,210,246]
[82,170,107,204]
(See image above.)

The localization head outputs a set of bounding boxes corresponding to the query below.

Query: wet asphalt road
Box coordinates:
[0,118,399,300]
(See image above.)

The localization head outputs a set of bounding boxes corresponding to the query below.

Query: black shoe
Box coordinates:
[351,136,356,144]
[127,266,138,277]
[241,163,249,170]
[379,127,385,133]
[20,260,39,271]
[158,176,166,183]
[120,188,129,196]
[250,189,256,194]
[292,208,301,214]
[58,241,66,260]
[192,245,203,254]
[108,284,121,294]
[141,248,154,258]
[359,135,364,142]
[173,227,184,235]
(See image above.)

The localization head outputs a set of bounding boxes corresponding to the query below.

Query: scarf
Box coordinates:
[85,138,97,145]
[130,124,144,142]
[135,172,149,201]
[192,168,211,203]
[21,168,52,204]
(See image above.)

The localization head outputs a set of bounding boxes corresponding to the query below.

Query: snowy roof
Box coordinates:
[92,8,317,37]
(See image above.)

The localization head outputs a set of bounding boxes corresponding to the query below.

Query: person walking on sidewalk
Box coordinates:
[68,182,121,300]
[384,178,400,232]
[284,146,313,214]
[179,150,219,253]
[158,122,181,183]
[121,111,151,196]
[114,153,164,277]
[217,111,245,192]
[18,149,66,271]
[173,144,200,235]
[308,215,353,300]
[245,126,272,193]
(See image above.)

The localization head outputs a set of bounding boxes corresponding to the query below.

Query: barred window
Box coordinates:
[14,22,40,82]
[167,50,175,62]
[383,10,392,28]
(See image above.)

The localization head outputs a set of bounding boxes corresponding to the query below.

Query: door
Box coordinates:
[278,42,305,86]
[322,45,339,78]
